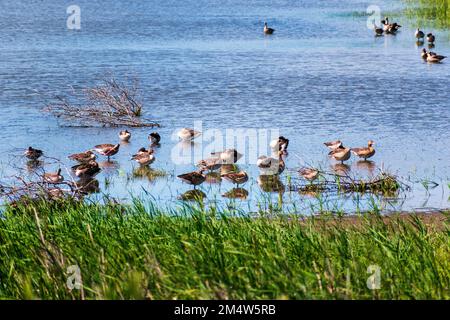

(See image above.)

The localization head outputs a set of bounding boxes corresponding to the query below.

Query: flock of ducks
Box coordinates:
[23,130,162,186]
[415,28,447,63]
[26,19,443,197]
[24,128,377,198]
[372,17,447,63]
[373,17,402,36]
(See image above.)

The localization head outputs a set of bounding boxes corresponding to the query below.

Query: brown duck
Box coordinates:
[351,140,376,160]
[221,171,249,186]
[72,160,101,178]
[329,145,351,163]
[24,146,43,160]
[68,150,96,163]
[94,144,120,161]
[299,168,319,181]
[177,170,206,188]
[43,168,64,184]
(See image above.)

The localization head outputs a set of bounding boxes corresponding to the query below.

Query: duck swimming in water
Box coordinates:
[24,146,43,160]
[264,22,275,35]
[119,130,131,142]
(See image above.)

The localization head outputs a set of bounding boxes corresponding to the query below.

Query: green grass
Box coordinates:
[404,0,450,28]
[0,200,448,300]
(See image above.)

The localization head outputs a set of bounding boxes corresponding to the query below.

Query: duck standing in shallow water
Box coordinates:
[177,128,201,141]
[427,33,435,45]
[24,146,43,160]
[351,140,376,161]
[177,170,206,189]
[197,157,222,171]
[329,145,351,164]
[221,171,249,186]
[270,136,289,153]
[119,130,131,142]
[324,140,343,151]
[257,151,285,175]
[210,149,242,164]
[68,150,96,163]
[263,22,275,35]
[43,168,64,184]
[299,168,319,182]
[131,148,155,166]
[72,160,101,178]
[93,144,120,162]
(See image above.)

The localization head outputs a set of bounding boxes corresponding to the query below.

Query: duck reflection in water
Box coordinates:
[178,189,206,201]
[355,160,376,175]
[331,163,351,176]
[222,188,249,199]
[75,178,100,195]
[26,160,44,172]
[205,172,222,184]
[132,166,166,182]
[257,175,285,193]
[220,164,239,175]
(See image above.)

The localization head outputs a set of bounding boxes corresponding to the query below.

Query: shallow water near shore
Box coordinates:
[0,0,449,214]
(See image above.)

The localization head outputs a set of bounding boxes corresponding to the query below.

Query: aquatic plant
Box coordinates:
[403,0,450,28]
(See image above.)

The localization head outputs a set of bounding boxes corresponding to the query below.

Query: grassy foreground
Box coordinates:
[0,200,448,300]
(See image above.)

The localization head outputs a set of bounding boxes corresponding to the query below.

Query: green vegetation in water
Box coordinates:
[0,200,448,299]
[403,0,450,28]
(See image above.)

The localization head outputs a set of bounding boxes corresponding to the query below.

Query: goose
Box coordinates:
[210,149,242,164]
[257,151,285,175]
[324,140,343,151]
[299,167,319,181]
[427,33,435,44]
[428,51,447,61]
[131,148,155,166]
[197,157,222,171]
[24,146,43,160]
[351,140,375,160]
[177,170,206,188]
[373,23,383,36]
[72,160,101,178]
[329,145,351,164]
[93,144,120,161]
[421,48,429,59]
[119,130,131,142]
[43,168,64,184]
[415,28,425,40]
[68,150,96,163]
[177,128,201,141]
[148,132,161,144]
[221,171,248,186]
[264,22,275,35]
[381,19,390,32]
[269,136,289,152]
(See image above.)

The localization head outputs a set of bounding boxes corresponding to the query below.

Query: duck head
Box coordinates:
[368,140,375,147]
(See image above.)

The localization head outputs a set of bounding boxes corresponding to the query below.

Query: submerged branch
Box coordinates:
[45,76,160,128]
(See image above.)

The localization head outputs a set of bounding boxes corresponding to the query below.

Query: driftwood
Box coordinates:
[45,77,160,128]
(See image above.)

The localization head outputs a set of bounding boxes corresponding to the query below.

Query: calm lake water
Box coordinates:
[0,0,449,214]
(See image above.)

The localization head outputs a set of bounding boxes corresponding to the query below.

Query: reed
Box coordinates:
[404,0,450,28]
[0,200,448,299]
